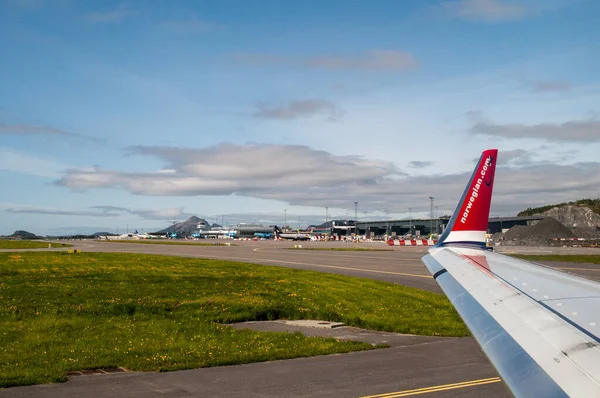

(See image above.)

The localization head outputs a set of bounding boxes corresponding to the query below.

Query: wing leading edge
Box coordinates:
[422,149,600,397]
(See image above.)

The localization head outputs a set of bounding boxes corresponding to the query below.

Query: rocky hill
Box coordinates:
[538,205,600,239]
[498,201,600,245]
[9,230,42,239]
[517,200,600,239]
[541,205,600,229]
[155,216,215,235]
[519,198,600,217]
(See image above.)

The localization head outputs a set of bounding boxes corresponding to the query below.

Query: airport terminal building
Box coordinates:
[353,215,544,238]
[193,216,544,240]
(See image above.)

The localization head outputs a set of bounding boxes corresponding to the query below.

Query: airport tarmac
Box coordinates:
[67,240,442,292]
[71,239,600,285]
[4,241,600,397]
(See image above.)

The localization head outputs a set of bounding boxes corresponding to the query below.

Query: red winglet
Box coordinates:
[437,149,498,248]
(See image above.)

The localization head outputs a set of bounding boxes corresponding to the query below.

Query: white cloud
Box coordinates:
[6,205,196,220]
[254,100,343,121]
[441,0,526,22]
[532,81,572,93]
[6,206,120,217]
[0,123,77,137]
[86,3,133,23]
[495,149,534,166]
[408,161,434,168]
[90,206,196,220]
[52,143,600,216]
[308,50,418,71]
[469,117,600,142]
[231,50,418,71]
[56,143,404,197]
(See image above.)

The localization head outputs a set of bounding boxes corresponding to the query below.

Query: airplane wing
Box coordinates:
[422,149,600,397]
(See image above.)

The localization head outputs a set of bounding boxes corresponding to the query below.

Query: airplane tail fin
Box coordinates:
[436,149,498,248]
[135,229,139,234]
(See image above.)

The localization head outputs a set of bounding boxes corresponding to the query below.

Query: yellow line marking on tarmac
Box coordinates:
[361,377,502,397]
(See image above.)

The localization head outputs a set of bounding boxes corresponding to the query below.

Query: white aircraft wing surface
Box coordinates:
[422,149,600,397]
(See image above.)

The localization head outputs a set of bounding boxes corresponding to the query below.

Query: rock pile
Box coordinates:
[497,217,576,246]
[543,205,600,229]
[497,203,600,246]
[527,217,575,240]
[503,225,529,240]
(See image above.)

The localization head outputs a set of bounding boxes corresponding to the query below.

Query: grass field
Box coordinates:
[0,252,466,387]
[512,254,600,264]
[0,241,72,249]
[101,240,234,246]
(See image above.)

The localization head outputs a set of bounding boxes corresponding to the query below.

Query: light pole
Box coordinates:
[429,197,434,236]
[284,209,287,231]
[384,209,389,238]
[354,201,358,236]
[408,207,412,235]
[325,206,328,232]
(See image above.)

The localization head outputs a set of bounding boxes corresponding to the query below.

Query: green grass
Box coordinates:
[102,240,234,246]
[286,247,393,251]
[511,254,600,264]
[0,252,466,387]
[0,241,72,249]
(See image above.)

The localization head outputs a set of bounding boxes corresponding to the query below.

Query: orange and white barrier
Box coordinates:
[387,239,437,246]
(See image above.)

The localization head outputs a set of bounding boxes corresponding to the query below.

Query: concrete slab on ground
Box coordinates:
[229,321,453,348]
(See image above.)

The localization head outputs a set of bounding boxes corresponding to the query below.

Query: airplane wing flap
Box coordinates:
[470,249,600,301]
[452,247,600,340]
[424,248,600,397]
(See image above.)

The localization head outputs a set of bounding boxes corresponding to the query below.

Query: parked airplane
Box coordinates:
[278,232,311,241]
[273,226,311,241]
[422,149,600,397]
[103,229,152,240]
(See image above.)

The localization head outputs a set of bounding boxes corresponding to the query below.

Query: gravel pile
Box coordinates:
[526,217,575,239]
[571,226,600,239]
[495,217,576,246]
[503,225,529,240]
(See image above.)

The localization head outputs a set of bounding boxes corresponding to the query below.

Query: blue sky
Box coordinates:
[1,0,599,235]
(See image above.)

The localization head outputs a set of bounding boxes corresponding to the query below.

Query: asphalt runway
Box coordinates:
[69,240,441,292]
[4,240,600,397]
[71,239,600,285]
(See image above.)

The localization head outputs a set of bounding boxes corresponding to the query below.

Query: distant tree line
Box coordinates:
[518,198,600,217]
